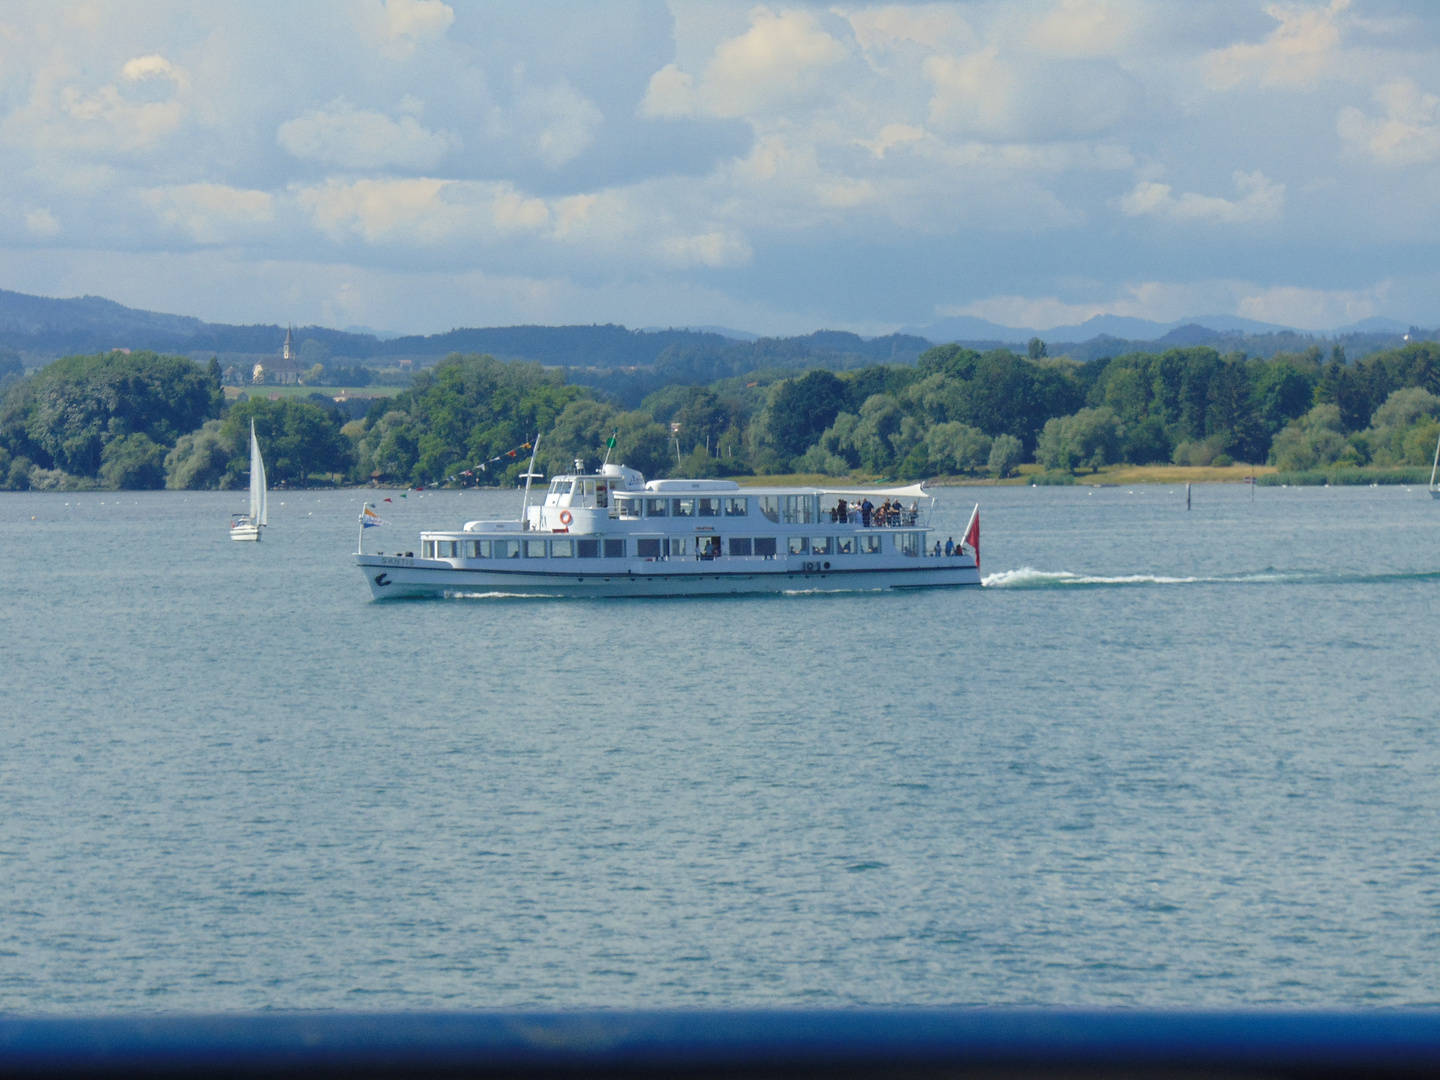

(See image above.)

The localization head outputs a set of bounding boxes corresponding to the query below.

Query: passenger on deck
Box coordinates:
[860,498,873,526]
[944,537,955,556]
[836,498,847,524]
[933,540,942,556]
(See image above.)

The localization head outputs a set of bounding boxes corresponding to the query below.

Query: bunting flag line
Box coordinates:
[443,440,534,483]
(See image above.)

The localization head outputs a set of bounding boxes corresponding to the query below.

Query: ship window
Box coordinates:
[896,532,921,557]
[835,536,855,555]
[667,537,688,557]
[644,498,668,517]
[724,497,748,517]
[672,498,695,517]
[759,496,780,523]
[754,537,777,557]
[596,483,609,509]
[787,536,808,556]
[494,539,521,559]
[697,497,721,517]
[617,497,641,520]
[551,539,574,558]
[524,539,547,558]
[728,537,752,556]
[439,540,458,557]
[549,479,570,495]
[636,538,662,558]
[577,539,600,558]
[422,540,435,558]
[782,495,815,524]
[811,536,833,555]
[860,534,882,554]
[604,538,626,558]
[466,539,489,558]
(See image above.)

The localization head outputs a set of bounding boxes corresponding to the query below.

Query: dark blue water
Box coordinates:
[2,483,1438,1010]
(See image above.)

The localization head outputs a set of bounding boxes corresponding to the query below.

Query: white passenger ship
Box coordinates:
[355,462,980,599]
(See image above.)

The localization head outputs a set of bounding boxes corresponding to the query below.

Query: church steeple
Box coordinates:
[283,325,293,361]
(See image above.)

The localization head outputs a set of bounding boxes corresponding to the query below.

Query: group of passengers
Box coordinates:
[828,498,919,527]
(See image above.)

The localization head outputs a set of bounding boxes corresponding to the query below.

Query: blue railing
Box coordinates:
[2,1010,1440,1077]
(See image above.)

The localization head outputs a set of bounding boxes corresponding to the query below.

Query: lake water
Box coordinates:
[2,482,1439,1011]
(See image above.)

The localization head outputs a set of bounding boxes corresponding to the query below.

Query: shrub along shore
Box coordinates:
[0,338,1437,491]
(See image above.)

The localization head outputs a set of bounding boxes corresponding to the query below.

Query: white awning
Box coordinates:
[816,484,930,499]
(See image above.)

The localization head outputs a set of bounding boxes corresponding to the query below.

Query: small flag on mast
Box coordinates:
[607,430,618,449]
[360,504,386,528]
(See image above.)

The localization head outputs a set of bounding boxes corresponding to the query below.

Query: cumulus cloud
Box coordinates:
[296,178,548,245]
[1119,170,1285,223]
[24,208,60,237]
[639,64,696,118]
[1028,0,1141,59]
[1236,281,1389,328]
[364,0,455,58]
[1338,79,1440,165]
[924,49,1134,140]
[145,184,274,243]
[1205,0,1349,91]
[842,4,974,53]
[277,98,457,170]
[695,8,848,118]
[7,53,191,156]
[516,80,604,168]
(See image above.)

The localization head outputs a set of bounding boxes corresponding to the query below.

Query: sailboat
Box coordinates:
[1430,427,1440,499]
[230,421,268,540]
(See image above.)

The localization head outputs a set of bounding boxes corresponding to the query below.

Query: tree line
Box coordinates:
[1,341,1437,491]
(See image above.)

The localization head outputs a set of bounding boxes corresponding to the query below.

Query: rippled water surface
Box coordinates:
[3,483,1439,1010]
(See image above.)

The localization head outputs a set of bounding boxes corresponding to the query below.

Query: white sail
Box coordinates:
[249,421,268,527]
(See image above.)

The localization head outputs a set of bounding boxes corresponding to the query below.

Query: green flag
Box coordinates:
[607,430,617,449]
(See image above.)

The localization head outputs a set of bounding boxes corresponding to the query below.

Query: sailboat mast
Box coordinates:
[1430,428,1439,490]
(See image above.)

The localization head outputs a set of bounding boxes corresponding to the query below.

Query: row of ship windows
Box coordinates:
[424,533,925,560]
[578,494,918,527]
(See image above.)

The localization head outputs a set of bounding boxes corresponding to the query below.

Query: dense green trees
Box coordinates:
[5,338,1440,491]
[0,350,221,488]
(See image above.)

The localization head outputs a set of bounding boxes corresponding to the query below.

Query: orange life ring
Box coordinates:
[559,510,573,525]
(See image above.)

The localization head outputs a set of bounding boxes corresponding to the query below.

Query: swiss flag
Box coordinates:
[963,505,980,568]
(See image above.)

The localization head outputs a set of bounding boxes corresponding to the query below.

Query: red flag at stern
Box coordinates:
[962,504,979,569]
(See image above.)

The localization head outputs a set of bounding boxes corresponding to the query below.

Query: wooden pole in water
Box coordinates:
[1186,483,1191,510]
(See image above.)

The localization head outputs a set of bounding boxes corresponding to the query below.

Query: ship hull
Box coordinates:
[356,554,980,599]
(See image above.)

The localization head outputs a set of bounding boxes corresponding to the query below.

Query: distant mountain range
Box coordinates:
[912,312,1412,344]
[0,288,1425,381]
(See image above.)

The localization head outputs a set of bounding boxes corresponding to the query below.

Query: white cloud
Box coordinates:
[841,4,974,53]
[24,208,60,237]
[277,98,457,170]
[364,0,455,58]
[1236,282,1388,329]
[1119,170,1285,223]
[639,64,696,119]
[1205,0,1349,91]
[949,277,1394,332]
[924,48,1134,140]
[296,178,548,245]
[1338,79,1440,165]
[1028,0,1141,59]
[695,8,848,118]
[145,184,274,243]
[6,53,190,157]
[517,80,604,168]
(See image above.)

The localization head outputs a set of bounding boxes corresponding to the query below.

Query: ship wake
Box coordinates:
[982,567,1440,589]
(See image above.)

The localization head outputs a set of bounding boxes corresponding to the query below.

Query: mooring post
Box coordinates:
[1186,483,1191,510]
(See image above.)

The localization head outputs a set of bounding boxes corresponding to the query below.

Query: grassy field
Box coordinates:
[223,385,400,401]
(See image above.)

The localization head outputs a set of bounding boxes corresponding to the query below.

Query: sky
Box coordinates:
[1,0,1439,336]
